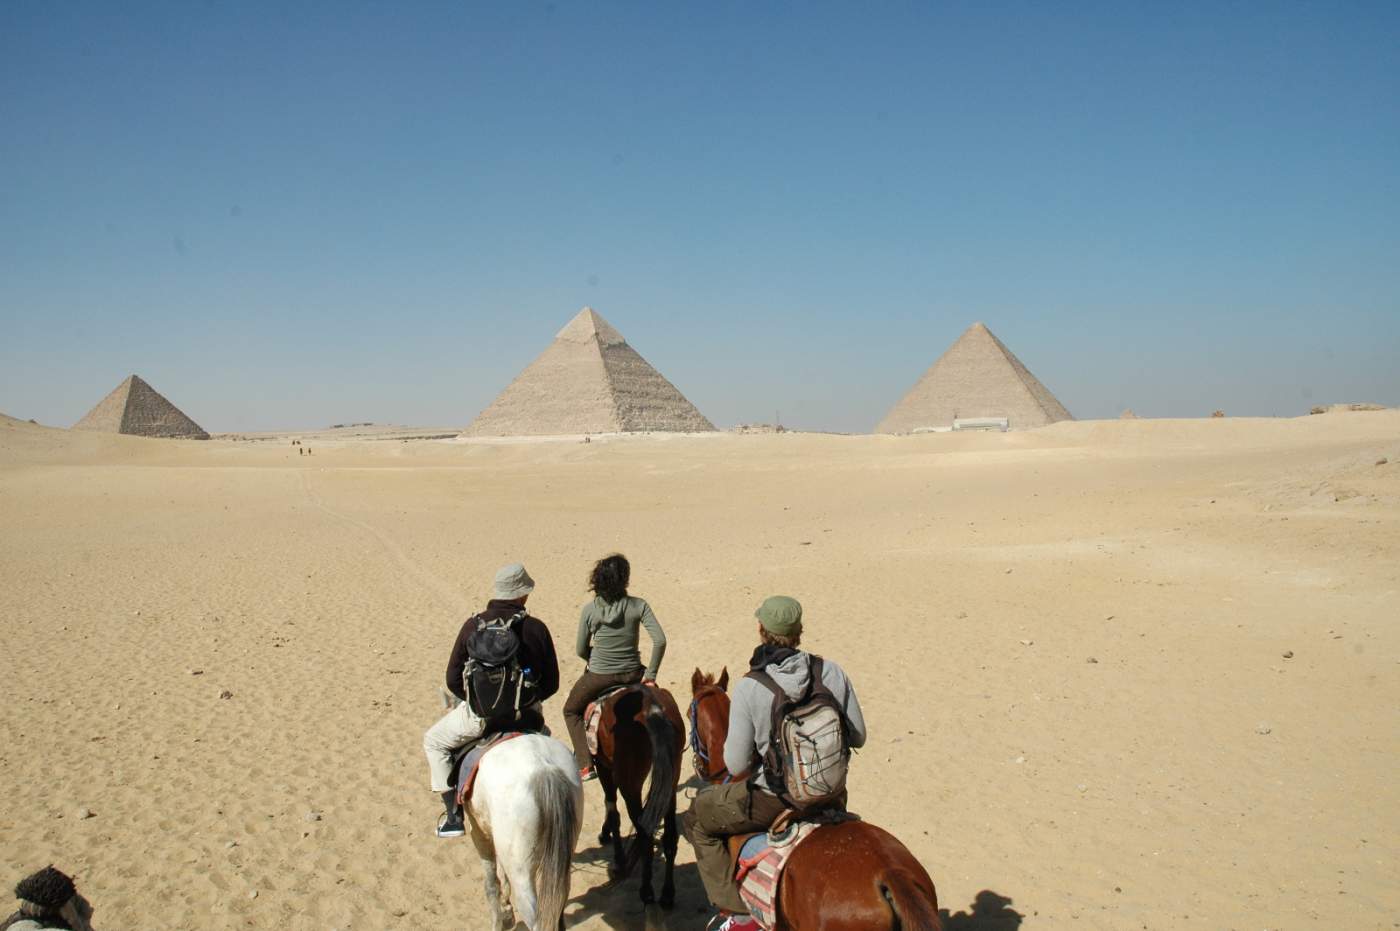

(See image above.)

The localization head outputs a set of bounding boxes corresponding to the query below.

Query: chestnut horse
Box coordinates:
[593,684,687,907]
[689,668,943,930]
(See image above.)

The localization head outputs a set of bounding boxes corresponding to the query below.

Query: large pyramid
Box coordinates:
[463,307,715,436]
[877,322,1073,433]
[73,375,210,439]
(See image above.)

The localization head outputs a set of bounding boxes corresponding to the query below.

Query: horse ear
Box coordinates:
[691,668,704,693]
[718,667,729,691]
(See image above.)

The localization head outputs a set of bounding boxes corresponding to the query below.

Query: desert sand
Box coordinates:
[2,411,1397,930]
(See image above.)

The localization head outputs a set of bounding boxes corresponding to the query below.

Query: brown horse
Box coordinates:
[593,683,687,907]
[689,668,943,930]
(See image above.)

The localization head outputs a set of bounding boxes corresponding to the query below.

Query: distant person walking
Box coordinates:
[561,554,667,782]
[3,866,95,931]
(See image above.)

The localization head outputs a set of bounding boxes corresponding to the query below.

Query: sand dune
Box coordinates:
[2,413,1397,929]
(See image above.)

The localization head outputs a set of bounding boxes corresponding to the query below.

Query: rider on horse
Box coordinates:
[422,563,561,838]
[561,553,668,782]
[682,596,867,931]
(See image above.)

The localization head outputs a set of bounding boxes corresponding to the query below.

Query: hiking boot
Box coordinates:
[436,809,466,838]
[706,914,758,931]
[579,766,598,783]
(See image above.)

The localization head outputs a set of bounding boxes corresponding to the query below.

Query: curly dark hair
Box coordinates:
[16,865,75,909]
[589,554,630,604]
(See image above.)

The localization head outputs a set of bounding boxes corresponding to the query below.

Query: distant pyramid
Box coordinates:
[73,375,210,439]
[464,308,715,436]
[877,323,1072,433]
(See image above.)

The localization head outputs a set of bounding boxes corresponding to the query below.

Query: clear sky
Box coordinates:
[3,2,1397,433]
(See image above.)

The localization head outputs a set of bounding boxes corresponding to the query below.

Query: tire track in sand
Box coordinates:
[299,470,467,613]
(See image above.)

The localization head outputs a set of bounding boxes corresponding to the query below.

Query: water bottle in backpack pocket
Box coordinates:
[462,611,537,723]
[750,656,851,810]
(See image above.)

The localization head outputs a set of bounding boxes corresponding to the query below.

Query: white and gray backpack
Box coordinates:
[749,656,850,810]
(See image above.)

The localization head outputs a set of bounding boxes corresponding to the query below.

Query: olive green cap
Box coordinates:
[755,595,802,636]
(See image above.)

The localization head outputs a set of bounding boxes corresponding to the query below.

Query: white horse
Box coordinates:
[466,734,584,931]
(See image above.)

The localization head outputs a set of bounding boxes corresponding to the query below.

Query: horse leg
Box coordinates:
[501,861,539,931]
[468,823,511,931]
[619,786,654,902]
[658,797,678,909]
[598,769,620,846]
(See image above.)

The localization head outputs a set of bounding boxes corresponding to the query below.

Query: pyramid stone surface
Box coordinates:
[464,308,715,436]
[877,323,1073,433]
[73,375,210,439]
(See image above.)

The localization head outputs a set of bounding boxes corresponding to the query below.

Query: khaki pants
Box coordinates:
[681,781,787,914]
[561,668,644,769]
[421,699,547,793]
[422,700,488,793]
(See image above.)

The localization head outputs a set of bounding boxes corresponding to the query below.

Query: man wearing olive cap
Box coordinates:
[422,563,560,838]
[682,596,867,930]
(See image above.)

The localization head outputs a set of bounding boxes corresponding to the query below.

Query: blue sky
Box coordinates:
[2,2,1397,432]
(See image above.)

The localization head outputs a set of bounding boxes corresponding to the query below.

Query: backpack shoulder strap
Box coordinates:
[745,668,787,705]
[806,655,832,699]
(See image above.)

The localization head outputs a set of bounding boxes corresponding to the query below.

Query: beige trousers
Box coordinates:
[422,699,549,792]
[422,700,488,793]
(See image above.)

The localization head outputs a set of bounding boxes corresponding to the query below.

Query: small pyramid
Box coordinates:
[1120,408,1139,419]
[464,308,715,436]
[73,375,210,439]
[877,323,1072,433]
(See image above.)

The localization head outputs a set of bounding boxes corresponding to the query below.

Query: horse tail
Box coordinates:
[878,867,942,931]
[528,765,579,927]
[621,697,678,875]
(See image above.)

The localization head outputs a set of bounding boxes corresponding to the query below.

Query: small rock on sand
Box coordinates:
[75,807,93,820]
[1086,657,1099,664]
[189,669,204,676]
[304,810,321,822]
[219,689,234,700]
[248,890,258,900]
[1282,650,1294,659]
[1256,723,1272,735]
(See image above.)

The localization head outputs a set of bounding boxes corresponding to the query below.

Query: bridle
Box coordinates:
[688,687,737,785]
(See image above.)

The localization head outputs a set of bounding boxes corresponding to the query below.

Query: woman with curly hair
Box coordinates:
[3,866,95,931]
[562,553,667,781]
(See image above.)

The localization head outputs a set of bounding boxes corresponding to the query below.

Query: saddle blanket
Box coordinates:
[737,812,858,930]
[583,685,634,757]
[455,731,526,806]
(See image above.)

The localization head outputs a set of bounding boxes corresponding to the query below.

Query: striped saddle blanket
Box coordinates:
[731,817,826,930]
[584,685,636,757]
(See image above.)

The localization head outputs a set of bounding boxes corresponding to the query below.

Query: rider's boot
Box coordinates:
[436,789,465,838]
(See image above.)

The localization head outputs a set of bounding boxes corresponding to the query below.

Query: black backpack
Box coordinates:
[463,611,536,722]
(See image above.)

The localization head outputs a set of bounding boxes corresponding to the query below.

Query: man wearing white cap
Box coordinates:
[422,562,560,838]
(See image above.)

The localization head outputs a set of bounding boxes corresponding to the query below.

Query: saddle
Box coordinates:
[583,684,639,757]
[725,809,860,931]
[453,731,528,807]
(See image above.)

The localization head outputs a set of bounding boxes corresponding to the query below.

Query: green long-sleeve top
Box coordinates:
[576,595,667,680]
